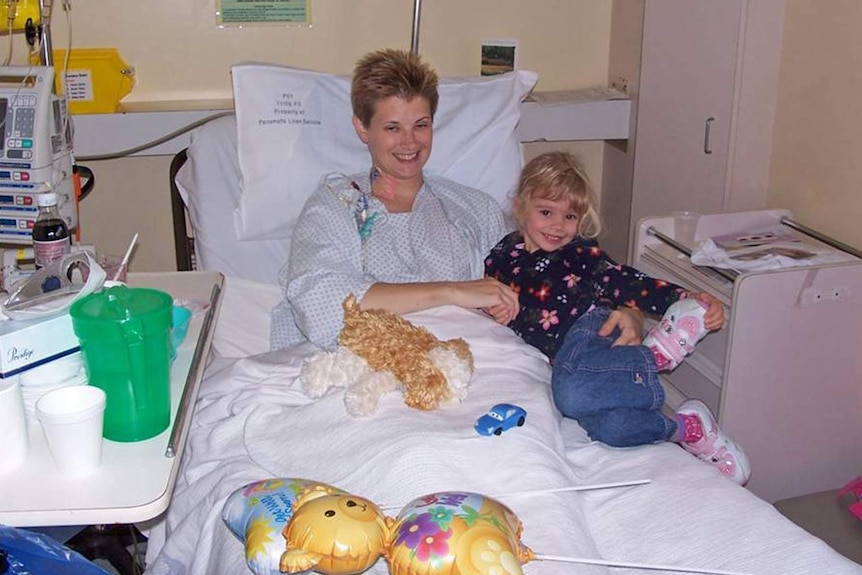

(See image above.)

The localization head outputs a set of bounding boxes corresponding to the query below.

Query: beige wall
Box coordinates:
[768,0,862,251]
[54,1,611,100]
[30,1,862,275]
[41,1,612,271]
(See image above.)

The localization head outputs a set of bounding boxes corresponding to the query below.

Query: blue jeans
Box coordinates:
[551,307,677,447]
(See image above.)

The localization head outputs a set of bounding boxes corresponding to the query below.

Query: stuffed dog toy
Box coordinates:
[300,295,474,416]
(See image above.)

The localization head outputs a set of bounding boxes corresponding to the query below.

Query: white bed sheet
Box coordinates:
[146,296,862,575]
[164,74,862,574]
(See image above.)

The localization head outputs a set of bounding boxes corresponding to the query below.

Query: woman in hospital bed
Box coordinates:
[270,47,644,351]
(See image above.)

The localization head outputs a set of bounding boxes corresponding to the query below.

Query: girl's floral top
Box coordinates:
[484,231,686,360]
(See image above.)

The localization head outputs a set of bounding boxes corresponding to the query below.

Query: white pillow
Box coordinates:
[176,115,290,286]
[212,276,282,357]
[232,63,537,241]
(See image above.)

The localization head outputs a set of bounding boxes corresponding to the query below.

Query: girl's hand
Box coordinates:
[690,292,724,330]
[598,307,645,346]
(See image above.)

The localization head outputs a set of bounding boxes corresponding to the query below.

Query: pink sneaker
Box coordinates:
[644,298,709,370]
[676,399,751,485]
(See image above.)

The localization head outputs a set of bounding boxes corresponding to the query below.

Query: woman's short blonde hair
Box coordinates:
[513,151,602,239]
[351,49,439,127]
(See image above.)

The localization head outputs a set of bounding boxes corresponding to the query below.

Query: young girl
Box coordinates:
[484,151,751,485]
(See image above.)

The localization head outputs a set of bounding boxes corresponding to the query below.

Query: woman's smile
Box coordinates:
[353,95,433,196]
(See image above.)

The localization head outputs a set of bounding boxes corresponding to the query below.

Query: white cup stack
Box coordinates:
[0,379,28,473]
[18,352,88,427]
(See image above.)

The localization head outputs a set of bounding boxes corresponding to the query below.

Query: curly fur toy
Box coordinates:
[300,295,474,416]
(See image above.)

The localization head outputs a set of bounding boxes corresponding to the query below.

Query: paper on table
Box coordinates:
[710,227,801,251]
[528,86,628,105]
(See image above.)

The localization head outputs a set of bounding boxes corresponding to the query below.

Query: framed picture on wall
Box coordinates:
[481,39,518,76]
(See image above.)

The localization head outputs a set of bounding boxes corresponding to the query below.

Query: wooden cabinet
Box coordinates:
[602,0,782,263]
[629,0,741,234]
[634,210,862,503]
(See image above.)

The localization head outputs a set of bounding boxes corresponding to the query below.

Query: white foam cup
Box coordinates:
[673,211,701,246]
[36,385,106,477]
[0,380,28,473]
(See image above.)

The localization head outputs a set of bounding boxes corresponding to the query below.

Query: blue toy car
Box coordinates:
[474,403,527,436]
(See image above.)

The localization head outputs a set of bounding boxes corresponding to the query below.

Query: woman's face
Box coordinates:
[520,194,580,253]
[352,95,433,190]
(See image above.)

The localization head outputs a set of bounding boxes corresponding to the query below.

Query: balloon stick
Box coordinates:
[378,479,650,511]
[535,554,756,575]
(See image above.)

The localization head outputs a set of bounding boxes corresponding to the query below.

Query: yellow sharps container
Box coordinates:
[52,48,136,114]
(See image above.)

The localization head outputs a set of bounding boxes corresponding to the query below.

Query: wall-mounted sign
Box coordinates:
[217,0,311,27]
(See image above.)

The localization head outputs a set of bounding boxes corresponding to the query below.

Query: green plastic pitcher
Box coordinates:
[70,285,173,442]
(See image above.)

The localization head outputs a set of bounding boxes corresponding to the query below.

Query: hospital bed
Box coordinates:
[145,64,862,575]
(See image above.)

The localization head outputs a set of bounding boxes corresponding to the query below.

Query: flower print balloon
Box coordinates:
[386,491,534,575]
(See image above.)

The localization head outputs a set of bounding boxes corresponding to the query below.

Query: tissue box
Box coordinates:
[0,312,80,378]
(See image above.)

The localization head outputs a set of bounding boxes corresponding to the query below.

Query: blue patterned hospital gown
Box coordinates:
[270,172,508,350]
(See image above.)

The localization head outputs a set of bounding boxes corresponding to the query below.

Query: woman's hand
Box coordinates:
[452,277,519,324]
[690,292,725,331]
[598,307,645,346]
[485,303,513,325]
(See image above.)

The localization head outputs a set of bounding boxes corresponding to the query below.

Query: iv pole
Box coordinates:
[410,0,421,55]
[38,0,54,66]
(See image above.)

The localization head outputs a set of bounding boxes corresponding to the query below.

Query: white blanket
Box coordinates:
[145,306,862,575]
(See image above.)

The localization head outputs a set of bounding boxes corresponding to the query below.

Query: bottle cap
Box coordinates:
[37,192,58,207]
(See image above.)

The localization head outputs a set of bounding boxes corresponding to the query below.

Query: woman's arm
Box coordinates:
[358,180,517,318]
[282,184,373,348]
[361,277,519,321]
[283,177,519,347]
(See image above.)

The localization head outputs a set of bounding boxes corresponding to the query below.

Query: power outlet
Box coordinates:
[801,286,851,306]
[612,76,630,94]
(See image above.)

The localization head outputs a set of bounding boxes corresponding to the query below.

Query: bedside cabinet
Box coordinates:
[633,210,862,503]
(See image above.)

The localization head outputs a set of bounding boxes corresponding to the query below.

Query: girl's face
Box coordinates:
[352,95,433,192]
[520,194,580,253]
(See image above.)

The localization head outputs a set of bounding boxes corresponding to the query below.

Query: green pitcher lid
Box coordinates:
[70,285,172,325]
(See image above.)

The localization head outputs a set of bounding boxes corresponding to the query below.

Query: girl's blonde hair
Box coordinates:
[513,151,602,239]
[351,49,439,128]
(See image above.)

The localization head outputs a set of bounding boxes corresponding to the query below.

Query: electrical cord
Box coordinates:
[74,110,235,162]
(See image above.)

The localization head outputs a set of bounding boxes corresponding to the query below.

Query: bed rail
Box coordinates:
[170,149,196,272]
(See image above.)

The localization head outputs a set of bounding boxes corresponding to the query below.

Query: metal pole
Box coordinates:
[780,217,862,259]
[39,0,54,66]
[646,226,738,282]
[410,0,421,55]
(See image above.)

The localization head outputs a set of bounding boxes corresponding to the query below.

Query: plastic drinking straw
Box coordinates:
[114,232,139,281]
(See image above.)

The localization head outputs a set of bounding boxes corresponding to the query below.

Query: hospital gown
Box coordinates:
[270,172,508,350]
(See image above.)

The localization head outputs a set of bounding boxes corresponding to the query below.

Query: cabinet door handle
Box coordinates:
[704,117,715,155]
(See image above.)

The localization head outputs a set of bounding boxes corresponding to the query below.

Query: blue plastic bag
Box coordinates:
[0,525,112,575]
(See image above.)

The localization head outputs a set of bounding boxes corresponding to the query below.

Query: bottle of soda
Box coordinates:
[32,192,71,269]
